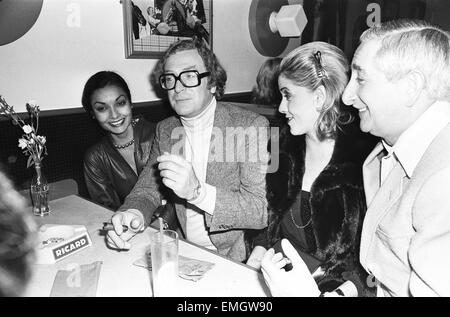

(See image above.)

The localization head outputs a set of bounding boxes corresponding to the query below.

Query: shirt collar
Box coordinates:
[390,101,450,178]
[381,140,394,156]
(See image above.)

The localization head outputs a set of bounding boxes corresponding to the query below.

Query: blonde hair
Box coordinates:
[360,19,450,101]
[279,41,351,140]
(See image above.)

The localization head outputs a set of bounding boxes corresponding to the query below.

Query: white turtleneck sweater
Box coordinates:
[180,97,217,250]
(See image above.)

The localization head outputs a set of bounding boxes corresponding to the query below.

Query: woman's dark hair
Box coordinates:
[152,37,227,100]
[251,58,282,106]
[81,71,132,116]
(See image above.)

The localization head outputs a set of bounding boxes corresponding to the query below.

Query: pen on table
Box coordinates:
[102,222,128,232]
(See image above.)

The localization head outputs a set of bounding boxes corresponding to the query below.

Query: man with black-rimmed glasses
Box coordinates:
[106,38,269,262]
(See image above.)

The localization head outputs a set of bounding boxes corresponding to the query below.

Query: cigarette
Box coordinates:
[102,222,128,232]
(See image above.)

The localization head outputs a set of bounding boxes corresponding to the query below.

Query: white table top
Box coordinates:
[24,195,269,297]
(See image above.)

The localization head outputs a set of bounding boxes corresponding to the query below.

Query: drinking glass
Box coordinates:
[149,230,178,297]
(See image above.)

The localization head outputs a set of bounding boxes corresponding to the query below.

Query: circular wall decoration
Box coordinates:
[248,0,290,57]
[0,0,43,46]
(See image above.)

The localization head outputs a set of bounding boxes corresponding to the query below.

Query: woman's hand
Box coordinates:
[246,246,267,270]
[261,239,321,297]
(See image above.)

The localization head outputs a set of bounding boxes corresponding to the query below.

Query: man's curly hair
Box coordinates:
[151,37,227,100]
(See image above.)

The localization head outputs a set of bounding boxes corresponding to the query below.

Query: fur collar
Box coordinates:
[267,125,366,213]
[267,124,369,259]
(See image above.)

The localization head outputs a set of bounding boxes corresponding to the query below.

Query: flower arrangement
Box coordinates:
[0,95,47,168]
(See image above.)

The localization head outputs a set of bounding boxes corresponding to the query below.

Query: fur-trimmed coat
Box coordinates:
[251,125,375,296]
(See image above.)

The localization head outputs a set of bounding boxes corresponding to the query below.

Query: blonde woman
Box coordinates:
[247,42,374,297]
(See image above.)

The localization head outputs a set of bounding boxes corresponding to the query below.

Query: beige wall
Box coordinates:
[216,0,302,96]
[1,0,301,112]
[214,0,268,96]
[1,0,157,112]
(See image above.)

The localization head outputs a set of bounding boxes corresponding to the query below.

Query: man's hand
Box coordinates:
[157,152,199,200]
[261,239,321,297]
[106,209,145,250]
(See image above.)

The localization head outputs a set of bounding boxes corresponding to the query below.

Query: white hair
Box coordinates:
[360,19,450,101]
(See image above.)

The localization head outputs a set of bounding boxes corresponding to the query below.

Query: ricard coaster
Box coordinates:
[36,224,92,264]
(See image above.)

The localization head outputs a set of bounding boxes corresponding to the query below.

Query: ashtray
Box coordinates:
[36,224,92,264]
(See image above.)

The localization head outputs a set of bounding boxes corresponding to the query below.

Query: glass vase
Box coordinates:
[31,161,50,216]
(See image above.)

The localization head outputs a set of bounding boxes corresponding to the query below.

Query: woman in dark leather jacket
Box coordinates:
[81,71,156,210]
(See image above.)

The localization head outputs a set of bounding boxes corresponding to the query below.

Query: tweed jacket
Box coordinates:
[120,102,269,261]
[361,123,450,296]
[83,117,156,210]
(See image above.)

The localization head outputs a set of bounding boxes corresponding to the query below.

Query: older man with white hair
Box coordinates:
[342,19,450,297]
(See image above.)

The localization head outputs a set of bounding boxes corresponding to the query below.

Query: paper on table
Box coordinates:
[50,261,102,297]
[133,252,215,282]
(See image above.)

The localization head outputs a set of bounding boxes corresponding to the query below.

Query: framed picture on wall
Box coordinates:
[122,0,212,59]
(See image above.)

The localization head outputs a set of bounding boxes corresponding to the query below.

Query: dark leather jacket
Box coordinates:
[83,117,156,210]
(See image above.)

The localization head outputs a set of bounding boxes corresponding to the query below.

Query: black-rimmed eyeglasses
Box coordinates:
[159,70,210,90]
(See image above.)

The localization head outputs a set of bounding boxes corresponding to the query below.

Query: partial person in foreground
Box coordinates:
[248,41,373,296]
[0,169,35,297]
[82,71,157,211]
[105,38,269,262]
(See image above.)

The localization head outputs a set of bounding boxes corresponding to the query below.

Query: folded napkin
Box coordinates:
[133,252,215,282]
[50,261,102,297]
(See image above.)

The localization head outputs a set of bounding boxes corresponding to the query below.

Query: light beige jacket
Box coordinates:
[360,124,450,296]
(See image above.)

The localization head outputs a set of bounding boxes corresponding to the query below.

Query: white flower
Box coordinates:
[1,96,47,167]
[37,135,46,144]
[27,100,38,107]
[18,138,28,149]
[26,100,39,114]
[22,125,33,134]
